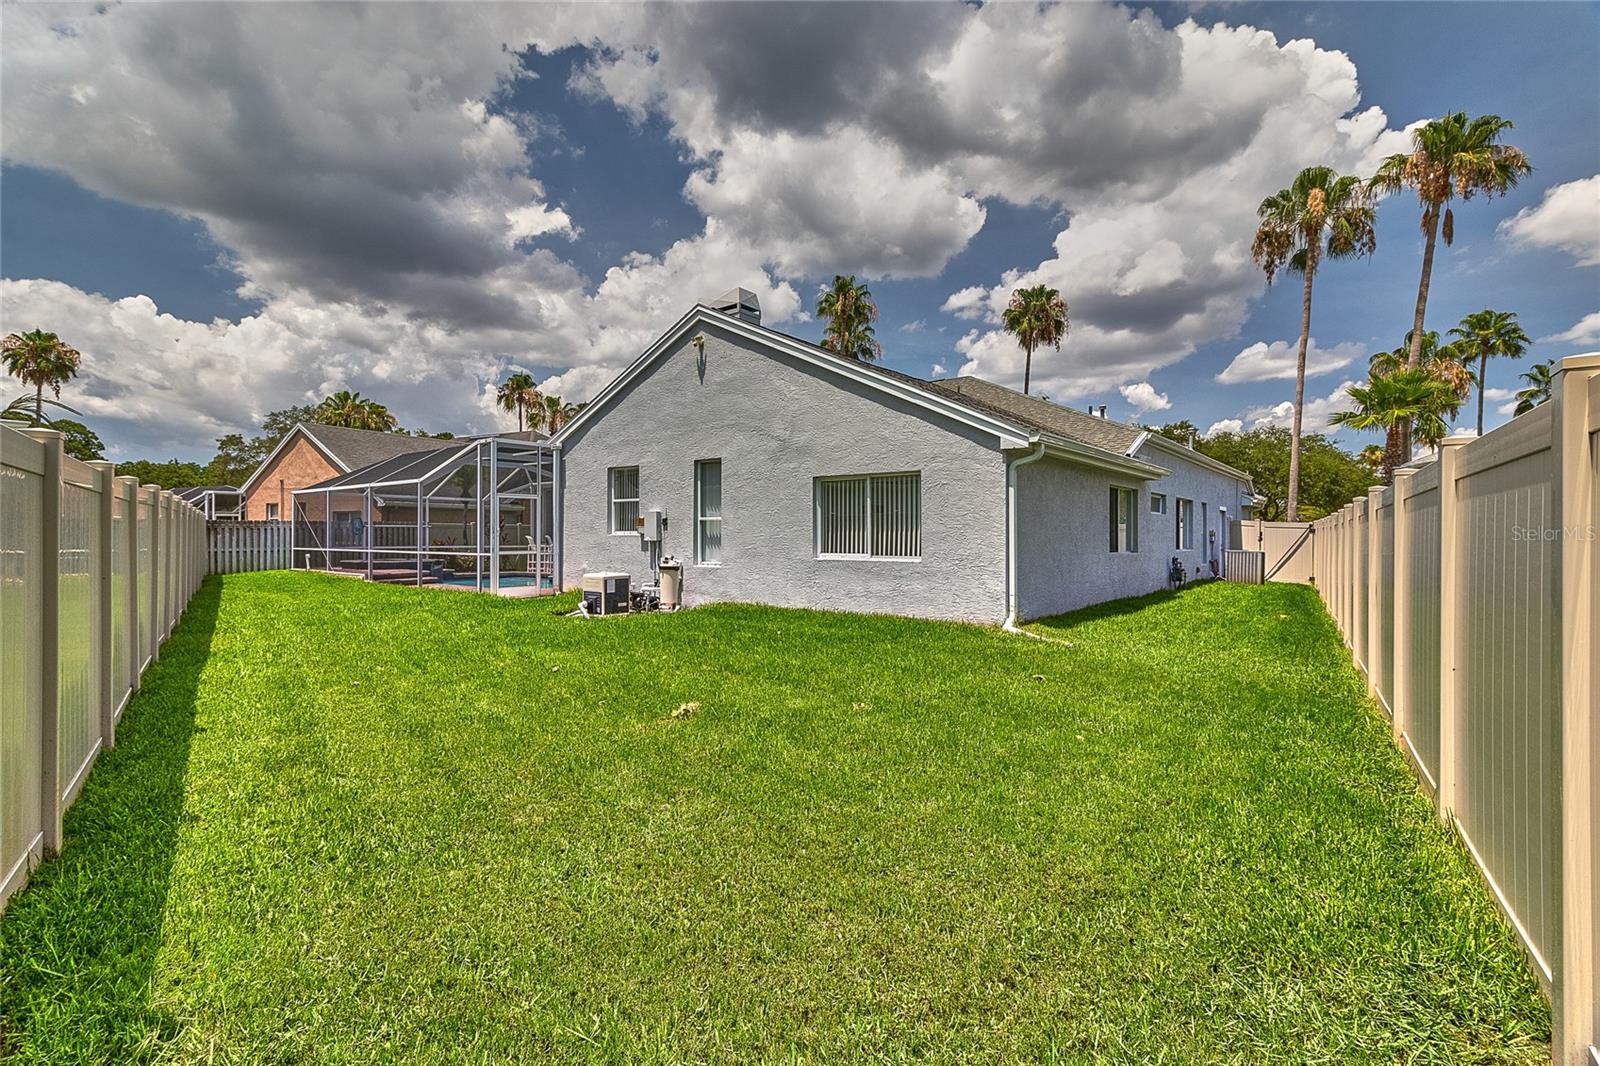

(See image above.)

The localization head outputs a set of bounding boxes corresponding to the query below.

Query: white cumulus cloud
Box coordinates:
[0,2,1416,457]
[1119,382,1171,414]
[1497,175,1600,267]
[1205,418,1244,437]
[1216,338,1365,384]
[1245,379,1360,433]
[1542,311,1600,346]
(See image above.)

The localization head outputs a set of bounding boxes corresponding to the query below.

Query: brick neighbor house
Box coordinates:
[241,424,457,522]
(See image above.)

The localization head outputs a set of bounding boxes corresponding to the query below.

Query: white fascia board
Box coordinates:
[1036,432,1169,480]
[1136,432,1252,485]
[551,306,1033,451]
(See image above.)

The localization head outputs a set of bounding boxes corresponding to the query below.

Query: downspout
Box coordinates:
[551,444,562,592]
[1004,440,1047,631]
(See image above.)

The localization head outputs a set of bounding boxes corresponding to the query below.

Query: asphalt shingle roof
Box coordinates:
[922,376,1145,454]
[764,325,1145,457]
[303,442,471,491]
[303,424,458,471]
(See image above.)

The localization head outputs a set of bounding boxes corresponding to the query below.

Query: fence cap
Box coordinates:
[1440,431,1478,447]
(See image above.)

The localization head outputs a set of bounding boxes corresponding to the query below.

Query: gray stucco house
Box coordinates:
[553,291,1254,624]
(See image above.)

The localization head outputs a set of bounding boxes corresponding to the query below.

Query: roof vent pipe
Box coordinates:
[711,287,761,325]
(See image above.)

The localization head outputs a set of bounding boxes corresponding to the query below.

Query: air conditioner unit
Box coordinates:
[581,572,630,616]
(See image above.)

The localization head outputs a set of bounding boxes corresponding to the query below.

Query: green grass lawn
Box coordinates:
[0,574,1548,1063]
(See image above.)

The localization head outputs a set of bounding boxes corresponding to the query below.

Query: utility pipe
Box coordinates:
[1003,440,1047,631]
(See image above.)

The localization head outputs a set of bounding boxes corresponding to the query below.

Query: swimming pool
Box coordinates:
[438,574,552,589]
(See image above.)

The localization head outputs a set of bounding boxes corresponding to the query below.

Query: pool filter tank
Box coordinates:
[658,557,682,610]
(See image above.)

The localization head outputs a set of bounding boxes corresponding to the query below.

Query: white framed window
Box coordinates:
[1109,487,1138,553]
[609,466,640,534]
[1176,497,1194,550]
[695,459,722,564]
[265,502,279,521]
[1149,492,1167,515]
[815,472,920,560]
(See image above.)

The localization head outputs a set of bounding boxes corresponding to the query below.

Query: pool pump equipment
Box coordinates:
[576,508,686,618]
[580,572,630,616]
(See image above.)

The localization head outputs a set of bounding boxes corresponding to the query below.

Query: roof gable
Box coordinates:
[551,306,1034,450]
[241,423,456,496]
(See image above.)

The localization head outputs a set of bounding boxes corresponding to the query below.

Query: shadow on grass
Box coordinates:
[0,577,222,1062]
[1025,581,1214,632]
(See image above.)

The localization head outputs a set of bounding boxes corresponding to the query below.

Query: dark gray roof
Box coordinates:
[923,376,1146,454]
[175,485,240,500]
[303,442,471,492]
[301,424,457,471]
[763,324,1143,455]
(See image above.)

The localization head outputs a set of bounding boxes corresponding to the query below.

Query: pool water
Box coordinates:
[438,574,551,589]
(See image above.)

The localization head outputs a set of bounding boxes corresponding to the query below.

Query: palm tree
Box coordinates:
[1447,309,1530,435]
[2,393,78,426]
[1251,166,1377,520]
[1359,444,1387,475]
[2,330,83,426]
[315,390,397,431]
[815,275,883,362]
[1369,113,1532,370]
[496,372,541,432]
[1331,367,1461,480]
[532,393,580,435]
[1513,360,1554,415]
[1000,284,1069,398]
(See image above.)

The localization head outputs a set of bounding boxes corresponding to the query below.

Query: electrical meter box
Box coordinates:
[636,508,664,542]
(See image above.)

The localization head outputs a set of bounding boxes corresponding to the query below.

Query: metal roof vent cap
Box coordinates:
[711,287,761,324]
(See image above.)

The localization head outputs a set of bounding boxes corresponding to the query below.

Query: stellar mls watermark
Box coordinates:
[1510,524,1597,542]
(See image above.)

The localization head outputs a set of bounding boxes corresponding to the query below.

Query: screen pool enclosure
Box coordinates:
[292,436,556,595]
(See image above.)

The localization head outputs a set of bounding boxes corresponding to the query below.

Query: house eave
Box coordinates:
[1034,432,1169,480]
[550,306,1035,451]
[1135,432,1253,485]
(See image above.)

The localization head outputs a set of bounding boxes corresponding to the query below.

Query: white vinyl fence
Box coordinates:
[1311,354,1599,1066]
[1,424,206,914]
[208,520,291,573]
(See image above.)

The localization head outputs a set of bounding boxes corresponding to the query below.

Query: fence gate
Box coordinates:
[1232,518,1315,584]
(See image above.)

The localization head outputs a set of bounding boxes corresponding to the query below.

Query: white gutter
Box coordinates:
[1004,441,1048,630]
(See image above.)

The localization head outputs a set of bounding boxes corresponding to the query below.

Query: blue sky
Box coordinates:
[1,2,1595,460]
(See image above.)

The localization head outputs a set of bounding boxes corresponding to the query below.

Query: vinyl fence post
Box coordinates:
[119,478,141,699]
[1356,496,1370,673]
[1366,486,1386,705]
[1390,468,1415,749]
[22,429,64,856]
[145,485,162,664]
[1435,434,1473,825]
[1345,505,1355,641]
[88,461,117,748]
[1553,355,1600,1064]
